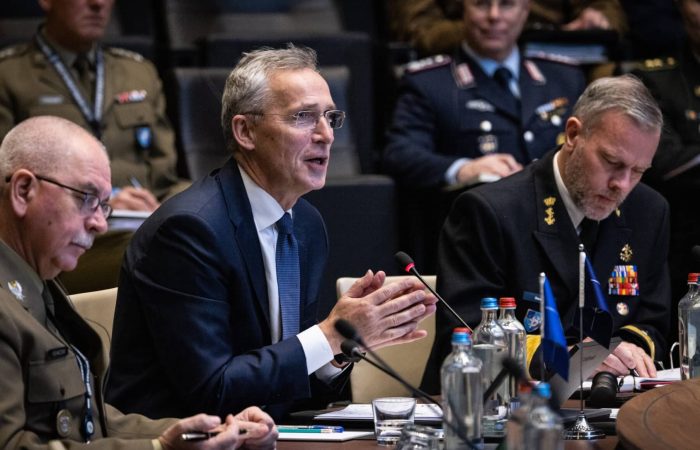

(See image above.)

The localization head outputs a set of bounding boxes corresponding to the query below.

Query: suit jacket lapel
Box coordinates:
[218,159,271,328]
[520,60,549,125]
[531,151,580,305]
[593,210,630,286]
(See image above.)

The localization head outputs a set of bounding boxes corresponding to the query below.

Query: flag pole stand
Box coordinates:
[563,245,605,440]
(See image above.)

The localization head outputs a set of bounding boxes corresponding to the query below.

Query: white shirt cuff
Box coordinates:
[298,324,335,374]
[445,158,471,185]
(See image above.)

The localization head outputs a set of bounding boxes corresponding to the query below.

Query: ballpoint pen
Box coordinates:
[129,176,143,189]
[277,425,344,433]
[180,429,247,441]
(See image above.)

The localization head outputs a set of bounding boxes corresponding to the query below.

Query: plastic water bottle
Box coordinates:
[472,297,508,436]
[441,328,483,450]
[522,382,563,450]
[679,273,700,379]
[497,297,527,412]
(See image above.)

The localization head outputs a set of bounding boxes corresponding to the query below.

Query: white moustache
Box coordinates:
[72,234,94,250]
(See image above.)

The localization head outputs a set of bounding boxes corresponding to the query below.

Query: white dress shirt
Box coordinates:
[239,166,341,379]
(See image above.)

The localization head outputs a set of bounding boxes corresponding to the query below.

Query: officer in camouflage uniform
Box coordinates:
[0,0,188,292]
[0,116,277,450]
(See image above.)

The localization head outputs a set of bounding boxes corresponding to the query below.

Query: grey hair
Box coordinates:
[220,44,319,154]
[0,116,89,179]
[573,74,663,135]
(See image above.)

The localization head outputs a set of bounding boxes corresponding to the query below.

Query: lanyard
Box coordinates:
[45,307,95,442]
[34,33,104,139]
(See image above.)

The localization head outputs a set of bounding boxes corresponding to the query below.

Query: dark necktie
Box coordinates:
[493,66,519,111]
[73,54,93,99]
[579,218,600,256]
[276,213,300,340]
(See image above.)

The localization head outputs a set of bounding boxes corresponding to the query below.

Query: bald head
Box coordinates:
[0,116,111,279]
[0,116,109,179]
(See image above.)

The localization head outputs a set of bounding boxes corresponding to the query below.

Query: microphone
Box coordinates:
[482,356,528,404]
[335,318,365,346]
[340,338,440,407]
[394,251,472,332]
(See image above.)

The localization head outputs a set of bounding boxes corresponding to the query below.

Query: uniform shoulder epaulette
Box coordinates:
[404,55,452,74]
[638,57,677,71]
[526,52,580,66]
[105,47,145,62]
[0,43,31,62]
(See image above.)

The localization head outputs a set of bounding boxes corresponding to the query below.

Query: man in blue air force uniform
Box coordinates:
[383,0,586,272]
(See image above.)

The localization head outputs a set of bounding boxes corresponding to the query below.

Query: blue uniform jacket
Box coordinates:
[383,48,586,188]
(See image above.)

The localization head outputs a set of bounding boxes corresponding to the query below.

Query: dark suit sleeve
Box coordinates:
[129,213,311,416]
[617,196,671,359]
[422,189,510,392]
[383,75,463,188]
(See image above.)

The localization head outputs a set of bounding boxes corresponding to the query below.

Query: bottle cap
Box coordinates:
[689,273,700,283]
[481,297,498,309]
[451,329,471,344]
[534,382,552,399]
[499,297,516,308]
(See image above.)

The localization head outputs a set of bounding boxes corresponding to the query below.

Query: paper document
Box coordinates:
[315,403,443,422]
[581,368,680,392]
[278,430,373,441]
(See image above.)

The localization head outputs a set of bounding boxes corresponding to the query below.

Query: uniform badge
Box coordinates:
[615,209,621,217]
[544,197,556,225]
[7,280,24,301]
[524,60,546,84]
[466,100,495,112]
[38,95,64,105]
[609,265,639,296]
[453,62,474,88]
[556,132,566,146]
[616,302,629,316]
[619,244,633,262]
[56,409,72,437]
[134,126,152,149]
[524,309,542,332]
[478,134,498,154]
[115,89,147,104]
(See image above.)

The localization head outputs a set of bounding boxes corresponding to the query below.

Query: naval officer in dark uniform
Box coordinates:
[421,75,669,392]
[634,0,700,332]
[383,0,586,271]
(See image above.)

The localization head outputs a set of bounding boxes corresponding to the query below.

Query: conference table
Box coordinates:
[277,378,700,450]
[276,438,619,449]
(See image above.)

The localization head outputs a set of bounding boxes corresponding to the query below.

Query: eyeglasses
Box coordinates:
[244,109,346,129]
[4,174,112,219]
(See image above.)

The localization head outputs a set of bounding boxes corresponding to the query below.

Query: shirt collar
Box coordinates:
[40,25,96,68]
[238,165,290,232]
[461,41,520,80]
[553,151,586,230]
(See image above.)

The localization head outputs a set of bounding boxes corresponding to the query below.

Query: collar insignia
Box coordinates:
[544,197,556,225]
[8,280,24,301]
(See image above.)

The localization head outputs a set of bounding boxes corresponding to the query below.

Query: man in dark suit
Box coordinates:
[421,75,669,393]
[383,0,586,272]
[107,46,437,420]
[0,116,277,449]
[634,0,700,313]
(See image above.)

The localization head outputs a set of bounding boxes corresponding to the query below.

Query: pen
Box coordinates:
[129,176,143,189]
[277,425,344,433]
[180,429,247,441]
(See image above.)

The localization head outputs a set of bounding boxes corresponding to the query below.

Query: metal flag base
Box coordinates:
[562,412,606,440]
